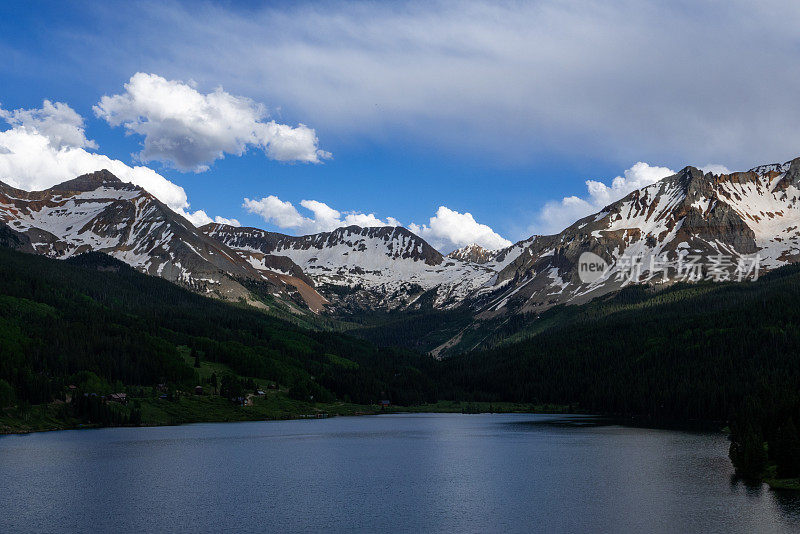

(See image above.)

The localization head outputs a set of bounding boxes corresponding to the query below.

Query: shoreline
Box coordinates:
[0,397,571,435]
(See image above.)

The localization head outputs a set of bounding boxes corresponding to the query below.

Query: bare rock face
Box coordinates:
[0,221,34,253]
[203,223,495,311]
[447,244,496,264]
[49,169,122,192]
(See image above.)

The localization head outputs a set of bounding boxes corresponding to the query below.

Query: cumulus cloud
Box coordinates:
[1,100,97,150]
[408,206,511,251]
[94,73,330,172]
[243,195,400,235]
[0,127,189,211]
[0,101,234,227]
[184,210,241,228]
[244,194,509,252]
[531,162,676,235]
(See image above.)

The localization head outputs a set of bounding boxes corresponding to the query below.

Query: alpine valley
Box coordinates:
[4,158,800,354]
[6,159,800,488]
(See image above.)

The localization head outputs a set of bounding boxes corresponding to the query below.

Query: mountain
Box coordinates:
[4,157,800,330]
[473,159,800,317]
[204,157,800,325]
[0,170,323,312]
[202,223,498,311]
[441,261,800,432]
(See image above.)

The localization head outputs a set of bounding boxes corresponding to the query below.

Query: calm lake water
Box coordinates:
[1,413,799,533]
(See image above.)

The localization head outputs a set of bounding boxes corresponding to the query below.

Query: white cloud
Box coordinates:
[67,1,800,168]
[345,212,403,229]
[243,195,399,235]
[699,164,732,175]
[408,206,511,251]
[94,72,330,172]
[244,194,509,251]
[243,196,307,229]
[531,162,676,235]
[212,215,242,227]
[0,127,189,211]
[1,100,97,150]
[184,210,241,228]
[0,101,235,227]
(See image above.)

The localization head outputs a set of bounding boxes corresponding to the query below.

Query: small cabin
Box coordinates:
[379,400,391,409]
[194,385,204,395]
[107,393,127,404]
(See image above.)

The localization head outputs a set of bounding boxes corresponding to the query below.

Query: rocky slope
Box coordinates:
[447,244,495,264]
[475,159,800,316]
[202,223,497,311]
[0,170,324,311]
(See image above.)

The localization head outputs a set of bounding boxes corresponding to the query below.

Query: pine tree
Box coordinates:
[771,418,800,478]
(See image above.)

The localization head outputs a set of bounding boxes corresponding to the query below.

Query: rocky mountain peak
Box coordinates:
[50,169,124,192]
[323,225,444,266]
[447,243,494,264]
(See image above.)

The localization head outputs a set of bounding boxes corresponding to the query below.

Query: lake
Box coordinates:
[1,413,799,533]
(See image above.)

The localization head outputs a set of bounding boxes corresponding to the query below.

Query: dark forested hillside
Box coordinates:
[440,268,800,415]
[0,248,437,412]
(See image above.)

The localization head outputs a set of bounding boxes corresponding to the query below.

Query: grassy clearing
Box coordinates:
[0,403,80,434]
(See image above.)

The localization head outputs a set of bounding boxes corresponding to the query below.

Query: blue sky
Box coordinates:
[2,1,799,251]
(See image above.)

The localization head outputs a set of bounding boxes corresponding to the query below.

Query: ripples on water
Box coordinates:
[1,413,799,533]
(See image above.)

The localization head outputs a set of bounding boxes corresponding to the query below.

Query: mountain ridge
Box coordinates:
[202,222,495,311]
[0,170,325,312]
[3,157,800,334]
[473,159,800,317]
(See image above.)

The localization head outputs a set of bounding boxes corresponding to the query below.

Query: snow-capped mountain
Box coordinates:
[476,158,800,316]
[4,157,800,321]
[202,223,497,311]
[0,170,323,310]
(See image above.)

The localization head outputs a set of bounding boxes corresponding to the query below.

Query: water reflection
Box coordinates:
[771,490,800,525]
[1,414,799,533]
